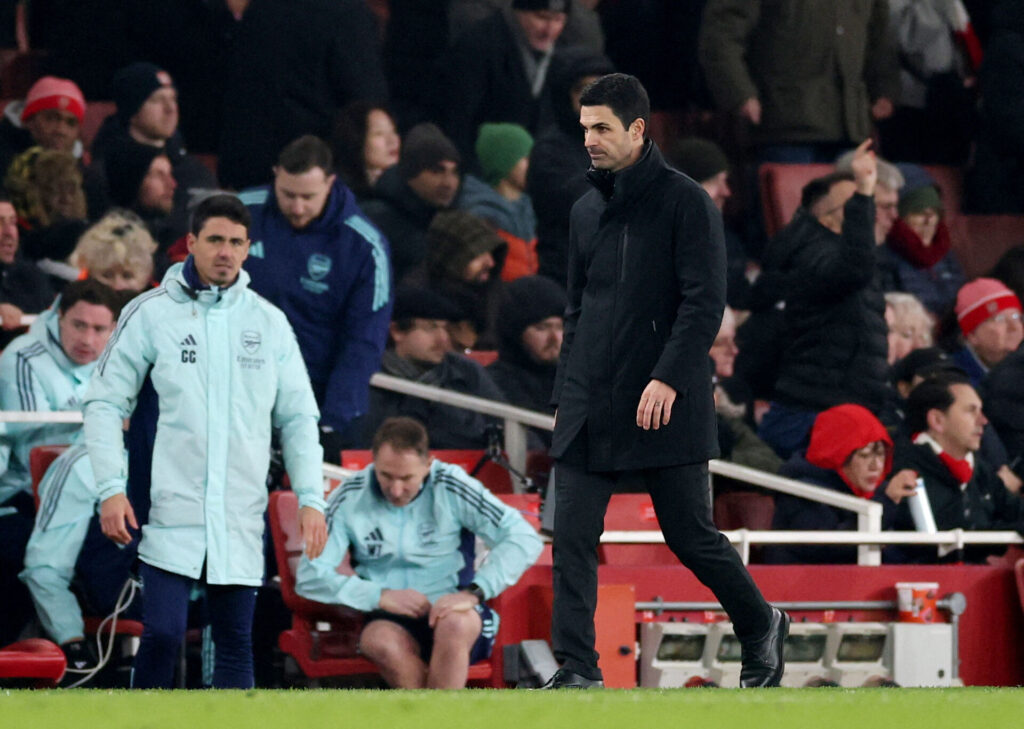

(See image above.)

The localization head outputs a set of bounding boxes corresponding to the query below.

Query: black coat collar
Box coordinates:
[585,140,661,209]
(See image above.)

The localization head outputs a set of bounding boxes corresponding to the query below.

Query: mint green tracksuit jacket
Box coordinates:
[0,305,92,508]
[84,262,326,586]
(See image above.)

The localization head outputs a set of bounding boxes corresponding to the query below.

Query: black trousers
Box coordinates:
[551,442,773,679]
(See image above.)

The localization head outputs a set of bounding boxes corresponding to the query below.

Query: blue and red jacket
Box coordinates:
[240,180,392,430]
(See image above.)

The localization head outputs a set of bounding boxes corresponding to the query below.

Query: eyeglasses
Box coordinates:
[850,443,887,462]
[991,311,1022,325]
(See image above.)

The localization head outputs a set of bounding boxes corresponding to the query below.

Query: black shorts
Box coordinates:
[363,603,498,664]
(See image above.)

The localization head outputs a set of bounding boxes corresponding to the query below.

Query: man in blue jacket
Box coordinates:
[240,135,392,461]
[85,194,328,689]
[297,417,542,688]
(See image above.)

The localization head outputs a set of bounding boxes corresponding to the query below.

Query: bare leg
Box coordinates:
[359,620,428,688]
[426,608,482,689]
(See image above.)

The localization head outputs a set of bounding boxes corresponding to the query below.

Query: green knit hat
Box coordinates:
[475,123,534,186]
[898,184,943,217]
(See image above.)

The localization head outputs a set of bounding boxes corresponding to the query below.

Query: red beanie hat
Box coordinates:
[955,278,1022,337]
[21,76,86,125]
[806,404,893,495]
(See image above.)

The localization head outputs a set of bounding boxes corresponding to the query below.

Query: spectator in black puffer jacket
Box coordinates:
[757,142,892,459]
[980,346,1024,484]
[765,403,914,565]
[526,48,615,285]
[487,275,565,446]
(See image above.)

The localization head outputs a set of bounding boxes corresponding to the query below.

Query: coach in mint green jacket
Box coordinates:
[84,237,326,587]
[85,194,327,689]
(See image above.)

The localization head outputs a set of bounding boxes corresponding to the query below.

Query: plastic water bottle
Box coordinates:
[907,477,938,533]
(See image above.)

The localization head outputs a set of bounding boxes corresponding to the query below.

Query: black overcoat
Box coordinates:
[551,141,724,471]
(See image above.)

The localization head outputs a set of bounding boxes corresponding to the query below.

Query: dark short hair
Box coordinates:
[190,193,251,236]
[905,375,971,434]
[372,416,430,459]
[0,189,10,205]
[277,134,334,175]
[801,171,855,211]
[59,278,123,319]
[578,73,649,137]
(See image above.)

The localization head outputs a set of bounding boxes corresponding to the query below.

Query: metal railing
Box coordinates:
[5,376,1022,566]
[369,372,555,475]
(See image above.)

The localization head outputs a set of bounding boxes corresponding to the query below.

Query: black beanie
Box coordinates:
[112,62,175,126]
[105,138,165,208]
[669,138,730,183]
[513,0,570,11]
[399,123,461,180]
[497,275,567,348]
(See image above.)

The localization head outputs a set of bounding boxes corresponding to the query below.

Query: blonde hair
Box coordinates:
[884,292,934,348]
[69,210,156,280]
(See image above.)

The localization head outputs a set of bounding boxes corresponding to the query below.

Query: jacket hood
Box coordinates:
[266,177,360,235]
[426,209,508,281]
[458,174,536,239]
[162,257,251,306]
[370,165,443,224]
[548,48,617,135]
[25,301,95,382]
[496,274,566,365]
[805,403,893,485]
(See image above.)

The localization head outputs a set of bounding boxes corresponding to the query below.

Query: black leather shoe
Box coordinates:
[538,667,604,689]
[740,607,790,687]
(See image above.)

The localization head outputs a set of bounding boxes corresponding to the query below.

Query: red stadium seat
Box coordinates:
[29,444,68,511]
[463,350,499,367]
[0,639,66,687]
[598,494,676,566]
[268,490,498,685]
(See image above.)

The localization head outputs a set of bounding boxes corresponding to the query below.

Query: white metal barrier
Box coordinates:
[4,380,1023,566]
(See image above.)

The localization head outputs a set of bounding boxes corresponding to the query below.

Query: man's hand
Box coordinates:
[298,506,327,560]
[379,588,431,618]
[850,138,877,197]
[739,97,762,125]
[871,97,894,120]
[428,591,479,628]
[100,493,137,545]
[885,469,918,504]
[0,303,24,331]
[636,379,676,431]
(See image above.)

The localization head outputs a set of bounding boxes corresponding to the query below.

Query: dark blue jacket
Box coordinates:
[240,180,392,430]
[764,454,898,564]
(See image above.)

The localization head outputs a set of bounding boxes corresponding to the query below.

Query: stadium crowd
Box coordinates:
[1,0,1024,688]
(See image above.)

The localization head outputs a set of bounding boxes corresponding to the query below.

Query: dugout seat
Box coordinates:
[268,490,499,685]
[463,350,498,367]
[0,639,66,687]
[29,444,145,639]
[598,494,677,566]
[340,449,513,494]
[29,444,68,511]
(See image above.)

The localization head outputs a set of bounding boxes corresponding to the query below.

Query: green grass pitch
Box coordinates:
[3,688,1023,729]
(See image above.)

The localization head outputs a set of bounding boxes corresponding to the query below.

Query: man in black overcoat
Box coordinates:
[542,74,787,689]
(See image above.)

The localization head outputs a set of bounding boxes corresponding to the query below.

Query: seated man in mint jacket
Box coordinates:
[296,416,542,689]
[84,194,328,689]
